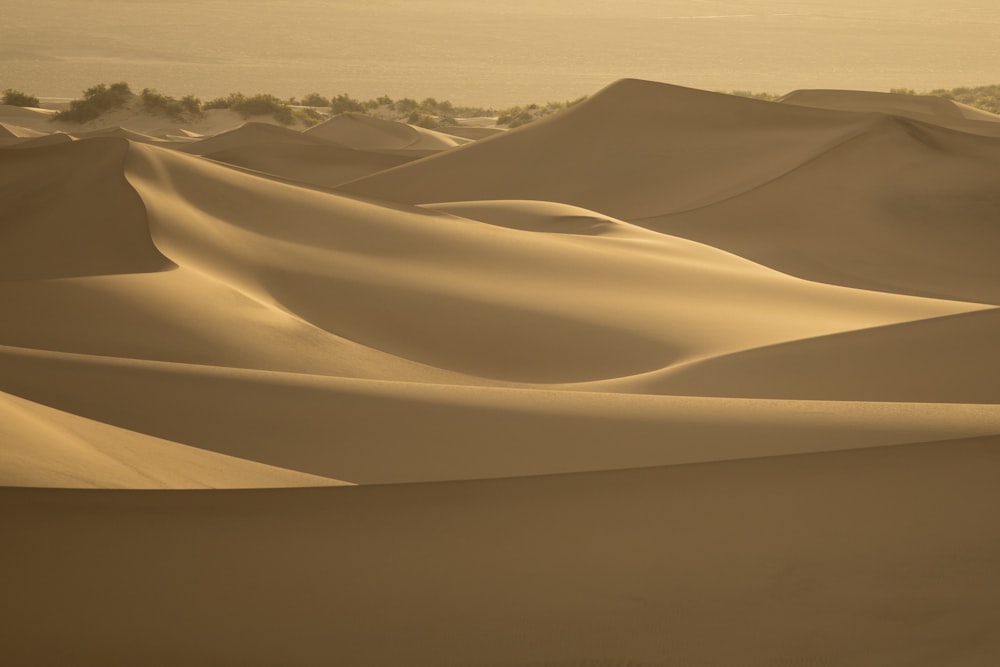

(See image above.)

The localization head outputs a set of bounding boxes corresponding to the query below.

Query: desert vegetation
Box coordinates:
[890,84,1000,114]
[725,90,782,102]
[35,81,1000,130]
[496,98,589,128]
[140,88,203,120]
[724,85,1000,114]
[53,82,133,122]
[2,88,41,107]
[203,93,292,124]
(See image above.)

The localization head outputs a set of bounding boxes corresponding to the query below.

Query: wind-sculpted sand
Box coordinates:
[2,79,998,666]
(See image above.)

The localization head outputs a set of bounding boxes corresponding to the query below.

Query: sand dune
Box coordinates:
[779,88,1000,134]
[0,103,57,125]
[4,437,999,666]
[651,114,1000,304]
[0,390,348,489]
[0,130,75,149]
[178,122,418,188]
[6,343,1000,483]
[0,122,46,139]
[341,79,1000,303]
[3,77,999,665]
[305,112,470,151]
[594,307,1000,403]
[342,79,879,218]
[70,125,172,144]
[125,139,984,381]
[0,138,170,281]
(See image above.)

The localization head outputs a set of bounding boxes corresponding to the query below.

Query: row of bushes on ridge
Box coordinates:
[12,82,1000,128]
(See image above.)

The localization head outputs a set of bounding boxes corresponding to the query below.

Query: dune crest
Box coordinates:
[0,138,171,280]
[305,112,470,151]
[341,78,1000,303]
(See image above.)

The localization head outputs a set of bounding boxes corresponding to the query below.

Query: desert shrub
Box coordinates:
[203,95,234,110]
[2,88,40,107]
[330,93,365,114]
[234,93,294,124]
[495,97,585,128]
[406,110,439,129]
[727,90,781,101]
[890,84,1000,114]
[495,105,533,128]
[203,92,295,124]
[140,88,202,119]
[300,93,330,107]
[933,84,1000,114]
[53,82,133,122]
[393,97,419,114]
[293,107,324,126]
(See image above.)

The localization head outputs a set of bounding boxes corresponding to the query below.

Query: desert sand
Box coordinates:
[2,79,999,666]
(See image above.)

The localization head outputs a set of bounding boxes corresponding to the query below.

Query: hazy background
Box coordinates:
[2,0,999,106]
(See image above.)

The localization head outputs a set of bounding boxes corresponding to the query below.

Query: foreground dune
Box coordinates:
[2,77,999,665]
[4,437,999,666]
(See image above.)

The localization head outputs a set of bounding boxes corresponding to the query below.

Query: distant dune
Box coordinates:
[2,78,998,666]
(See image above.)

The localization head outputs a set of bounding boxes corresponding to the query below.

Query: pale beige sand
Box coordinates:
[2,77,999,665]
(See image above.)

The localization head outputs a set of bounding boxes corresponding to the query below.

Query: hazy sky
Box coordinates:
[2,1,999,105]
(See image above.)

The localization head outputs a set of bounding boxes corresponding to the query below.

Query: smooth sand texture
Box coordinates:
[2,78,999,665]
[4,438,999,666]
[342,80,1000,303]
[778,88,1000,133]
[304,112,471,151]
[0,390,349,489]
[180,122,419,188]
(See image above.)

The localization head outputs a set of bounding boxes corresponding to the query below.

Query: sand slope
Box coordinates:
[595,307,1000,403]
[0,390,348,489]
[125,143,985,380]
[177,121,418,188]
[4,437,998,666]
[305,112,470,151]
[5,343,1000,483]
[3,78,999,665]
[779,88,1000,134]
[342,79,875,218]
[341,79,1000,302]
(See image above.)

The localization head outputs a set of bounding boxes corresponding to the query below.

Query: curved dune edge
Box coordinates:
[3,435,999,665]
[2,78,999,665]
[576,307,1000,403]
[3,79,999,495]
[3,344,1000,483]
[119,139,985,382]
[778,88,1000,133]
[341,79,1000,304]
[0,390,349,489]
[305,112,471,150]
